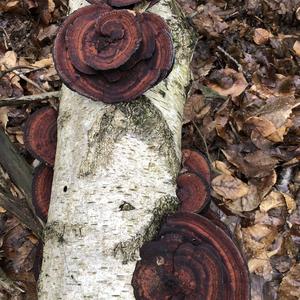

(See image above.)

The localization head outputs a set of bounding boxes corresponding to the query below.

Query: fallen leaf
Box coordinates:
[278,263,300,299]
[183,94,205,124]
[207,68,248,97]
[192,4,229,38]
[212,160,233,175]
[212,174,249,200]
[0,207,7,213]
[48,0,55,13]
[260,191,285,212]
[0,108,9,129]
[32,56,53,69]
[293,41,300,57]
[282,193,296,214]
[246,116,277,137]
[226,184,260,212]
[253,28,272,45]
[248,255,273,281]
[0,51,17,69]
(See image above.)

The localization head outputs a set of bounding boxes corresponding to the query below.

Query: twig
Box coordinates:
[0,187,43,238]
[0,266,24,296]
[217,46,244,73]
[0,128,33,205]
[192,120,213,164]
[0,27,11,50]
[0,91,60,107]
[12,70,47,92]
[0,65,37,80]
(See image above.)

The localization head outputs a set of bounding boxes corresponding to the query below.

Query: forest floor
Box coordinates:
[0,0,299,299]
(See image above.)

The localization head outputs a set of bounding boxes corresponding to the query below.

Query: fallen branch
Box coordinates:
[0,128,33,206]
[0,91,61,107]
[0,66,38,80]
[0,186,43,238]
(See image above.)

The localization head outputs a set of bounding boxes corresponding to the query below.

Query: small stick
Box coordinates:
[217,46,244,73]
[0,91,61,107]
[12,70,47,93]
[192,120,213,165]
[0,65,37,80]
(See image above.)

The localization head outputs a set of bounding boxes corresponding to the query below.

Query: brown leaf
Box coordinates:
[246,116,277,137]
[0,51,17,69]
[253,28,272,45]
[278,263,300,300]
[212,160,233,175]
[227,184,260,213]
[207,68,248,97]
[0,108,9,129]
[293,41,300,57]
[223,149,278,178]
[259,191,285,212]
[212,174,249,200]
[192,4,229,38]
[183,94,205,124]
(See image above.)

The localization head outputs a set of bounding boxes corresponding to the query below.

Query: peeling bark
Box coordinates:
[38,0,193,298]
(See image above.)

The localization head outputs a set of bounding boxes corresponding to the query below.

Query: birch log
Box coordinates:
[38,0,193,298]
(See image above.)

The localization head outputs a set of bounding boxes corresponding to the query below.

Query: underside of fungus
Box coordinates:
[32,164,54,222]
[132,213,250,300]
[24,107,58,166]
[53,4,174,103]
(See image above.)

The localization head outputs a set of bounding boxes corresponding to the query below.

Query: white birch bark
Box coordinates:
[38,0,193,298]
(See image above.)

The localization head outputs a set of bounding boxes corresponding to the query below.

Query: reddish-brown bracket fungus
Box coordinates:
[87,0,141,7]
[86,0,158,8]
[53,5,174,103]
[132,213,250,299]
[24,107,58,166]
[32,164,53,222]
[181,149,211,183]
[176,172,210,213]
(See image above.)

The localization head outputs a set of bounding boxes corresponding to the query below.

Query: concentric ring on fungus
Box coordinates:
[32,164,54,222]
[53,5,174,103]
[132,213,250,300]
[181,149,211,183]
[176,172,210,213]
[24,107,58,166]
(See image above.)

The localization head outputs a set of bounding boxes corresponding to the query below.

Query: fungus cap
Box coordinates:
[176,172,210,213]
[132,213,250,300]
[24,107,57,166]
[181,149,211,183]
[53,5,174,103]
[32,164,53,222]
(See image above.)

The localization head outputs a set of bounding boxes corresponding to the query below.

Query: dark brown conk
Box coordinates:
[181,149,211,183]
[24,107,58,166]
[176,172,210,213]
[53,5,174,103]
[132,213,250,300]
[32,164,54,222]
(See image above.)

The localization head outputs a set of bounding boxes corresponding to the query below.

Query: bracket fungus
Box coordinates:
[24,107,57,221]
[86,0,156,8]
[32,164,54,222]
[181,149,211,183]
[53,5,174,103]
[24,107,58,166]
[132,212,250,300]
[176,172,210,213]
